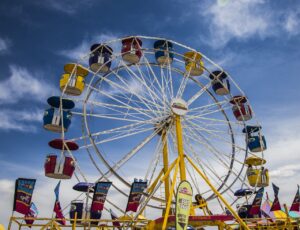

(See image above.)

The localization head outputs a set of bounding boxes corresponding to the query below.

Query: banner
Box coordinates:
[175,180,193,230]
[91,182,112,212]
[249,187,264,216]
[53,181,66,225]
[290,185,300,212]
[270,183,281,211]
[125,181,147,212]
[13,178,36,215]
[25,202,38,226]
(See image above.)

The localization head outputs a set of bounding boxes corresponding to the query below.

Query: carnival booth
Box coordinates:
[121,37,143,64]
[245,156,269,187]
[44,139,78,179]
[43,96,74,132]
[60,63,89,96]
[209,71,231,95]
[230,96,252,121]
[243,126,267,152]
[89,44,113,73]
[184,51,204,76]
[154,40,174,65]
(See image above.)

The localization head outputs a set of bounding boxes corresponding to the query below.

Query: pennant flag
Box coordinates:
[24,202,38,226]
[125,180,147,212]
[110,209,121,229]
[249,187,264,216]
[290,185,300,212]
[53,181,66,225]
[91,182,112,212]
[270,183,281,211]
[13,178,36,215]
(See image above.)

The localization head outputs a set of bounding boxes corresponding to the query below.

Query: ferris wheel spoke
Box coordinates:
[140,55,167,102]
[187,82,213,107]
[183,119,246,153]
[120,60,165,115]
[94,68,165,114]
[97,130,159,181]
[88,84,159,119]
[188,99,229,115]
[85,100,162,114]
[72,115,165,143]
[183,128,245,185]
[110,62,165,115]
[89,126,155,147]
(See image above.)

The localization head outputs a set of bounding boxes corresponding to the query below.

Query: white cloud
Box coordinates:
[0,37,11,54]
[59,33,120,61]
[199,0,300,48]
[0,65,56,104]
[34,0,97,15]
[201,0,270,48]
[0,109,43,132]
[283,11,300,35]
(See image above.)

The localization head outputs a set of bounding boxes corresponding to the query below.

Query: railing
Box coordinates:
[8,216,300,230]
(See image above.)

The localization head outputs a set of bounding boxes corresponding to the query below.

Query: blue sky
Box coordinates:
[0,0,300,226]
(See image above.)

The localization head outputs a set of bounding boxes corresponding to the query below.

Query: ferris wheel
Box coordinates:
[42,36,269,225]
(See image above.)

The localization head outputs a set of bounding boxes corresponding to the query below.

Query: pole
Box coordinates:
[186,155,250,230]
[174,115,186,181]
[162,130,170,208]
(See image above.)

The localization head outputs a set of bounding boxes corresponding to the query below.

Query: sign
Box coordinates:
[91,182,112,212]
[13,178,36,215]
[175,181,193,230]
[171,98,188,116]
[126,181,147,212]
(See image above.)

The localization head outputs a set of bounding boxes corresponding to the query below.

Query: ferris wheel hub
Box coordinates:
[171,98,188,116]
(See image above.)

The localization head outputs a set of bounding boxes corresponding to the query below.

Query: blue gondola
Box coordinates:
[89,44,113,73]
[73,182,95,192]
[154,40,174,65]
[234,188,253,197]
[209,71,230,95]
[70,200,84,224]
[43,96,74,133]
[243,125,267,152]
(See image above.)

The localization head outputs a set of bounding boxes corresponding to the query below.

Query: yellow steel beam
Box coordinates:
[162,159,179,230]
[162,130,170,206]
[174,115,186,181]
[185,155,250,230]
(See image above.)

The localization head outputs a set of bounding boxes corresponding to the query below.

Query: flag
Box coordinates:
[13,178,36,215]
[125,180,147,212]
[290,185,300,212]
[175,181,193,230]
[110,209,121,229]
[53,181,66,225]
[270,183,281,211]
[24,202,38,226]
[91,182,112,212]
[249,187,264,216]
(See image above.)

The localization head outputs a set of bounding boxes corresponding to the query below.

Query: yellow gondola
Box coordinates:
[247,166,269,187]
[245,156,266,166]
[184,51,204,76]
[60,63,89,96]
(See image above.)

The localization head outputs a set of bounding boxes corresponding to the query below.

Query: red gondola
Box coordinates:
[230,96,252,121]
[44,155,75,179]
[121,37,142,64]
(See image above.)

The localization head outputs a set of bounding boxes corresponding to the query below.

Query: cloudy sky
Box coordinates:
[0,0,300,226]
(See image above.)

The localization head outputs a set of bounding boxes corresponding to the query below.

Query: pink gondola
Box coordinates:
[44,155,75,179]
[230,96,252,121]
